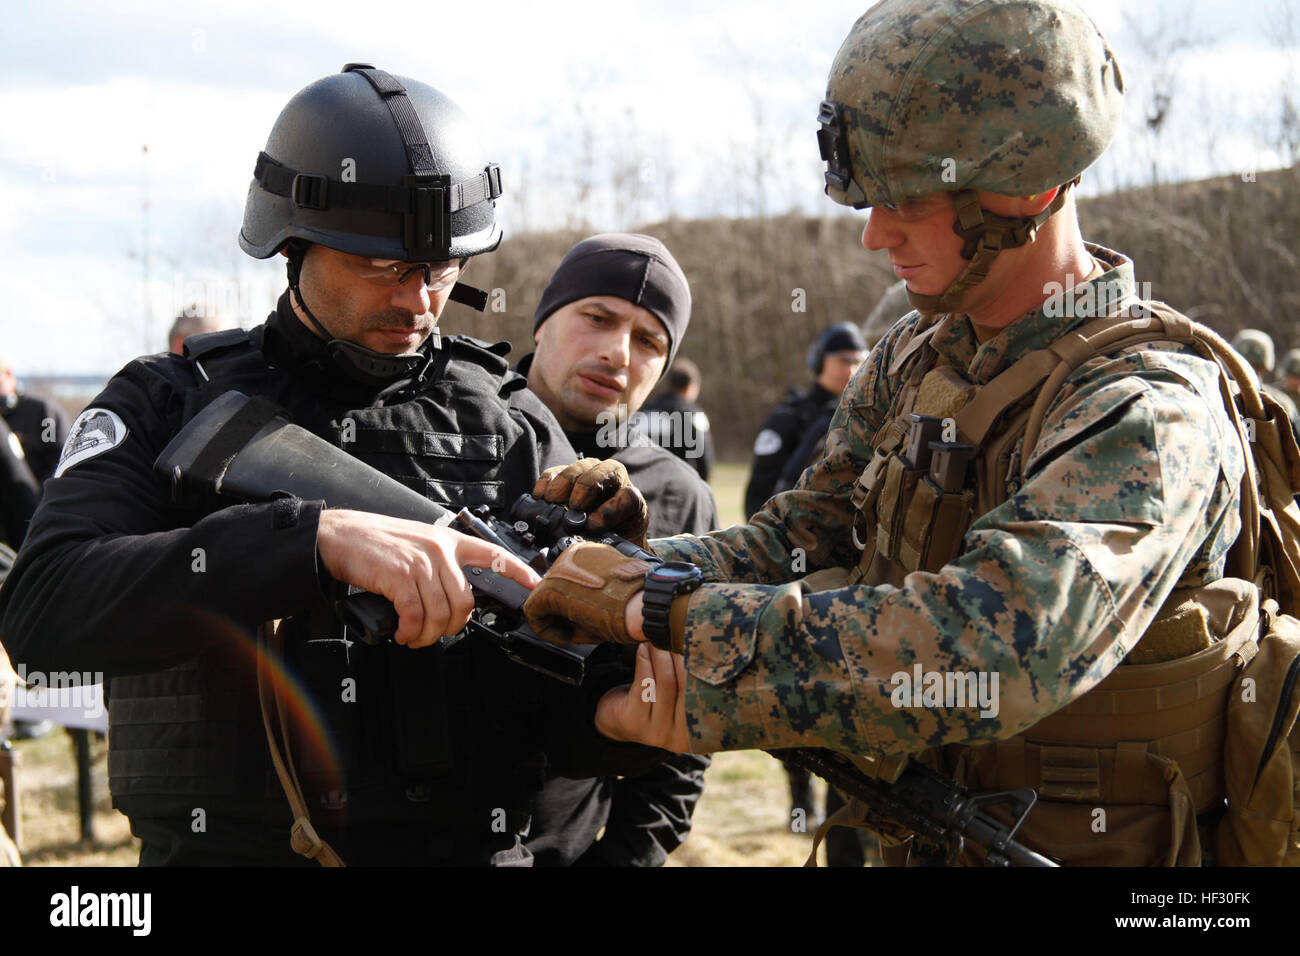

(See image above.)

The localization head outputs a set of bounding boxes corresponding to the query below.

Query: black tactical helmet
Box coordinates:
[240,63,503,267]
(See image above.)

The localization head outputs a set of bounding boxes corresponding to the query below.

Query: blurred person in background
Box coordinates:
[861,279,913,349]
[751,319,872,866]
[642,358,714,482]
[167,307,227,356]
[1231,329,1299,438]
[1280,348,1300,411]
[0,417,38,550]
[744,322,867,520]
[0,353,67,484]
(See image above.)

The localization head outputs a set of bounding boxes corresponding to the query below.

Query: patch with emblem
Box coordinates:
[753,428,783,456]
[55,408,129,478]
[6,431,24,461]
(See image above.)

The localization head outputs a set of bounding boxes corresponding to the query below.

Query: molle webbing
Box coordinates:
[1023,610,1255,814]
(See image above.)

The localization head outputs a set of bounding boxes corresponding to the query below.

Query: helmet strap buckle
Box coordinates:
[291,173,328,210]
[402,174,452,261]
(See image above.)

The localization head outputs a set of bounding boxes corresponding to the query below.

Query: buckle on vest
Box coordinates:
[852,513,869,551]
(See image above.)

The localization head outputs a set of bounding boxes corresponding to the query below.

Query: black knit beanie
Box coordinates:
[533,233,691,370]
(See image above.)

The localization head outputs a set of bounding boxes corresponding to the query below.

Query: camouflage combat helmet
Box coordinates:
[1232,329,1276,374]
[817,0,1125,313]
[1280,348,1300,380]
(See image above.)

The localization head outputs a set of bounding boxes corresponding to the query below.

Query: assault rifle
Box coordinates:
[153,390,659,686]
[156,390,1056,867]
[772,748,1056,867]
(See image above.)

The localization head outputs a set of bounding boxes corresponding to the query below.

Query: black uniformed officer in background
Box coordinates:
[0,353,68,485]
[744,322,866,519]
[642,358,714,481]
[0,416,38,549]
[0,65,668,866]
[516,233,715,865]
[744,321,867,864]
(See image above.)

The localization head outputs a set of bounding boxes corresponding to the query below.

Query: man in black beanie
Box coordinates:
[521,233,716,539]
[518,233,716,866]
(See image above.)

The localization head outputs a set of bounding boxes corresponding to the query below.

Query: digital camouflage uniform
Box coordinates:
[522,0,1284,865]
[653,246,1244,760]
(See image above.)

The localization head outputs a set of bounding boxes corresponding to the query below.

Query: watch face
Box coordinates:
[651,562,700,583]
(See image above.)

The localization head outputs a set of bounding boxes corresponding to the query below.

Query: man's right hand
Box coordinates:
[532,458,651,549]
[316,509,540,649]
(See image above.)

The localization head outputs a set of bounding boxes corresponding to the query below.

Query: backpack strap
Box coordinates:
[1000,299,1300,607]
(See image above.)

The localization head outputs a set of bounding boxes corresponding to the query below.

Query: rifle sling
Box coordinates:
[257,620,346,867]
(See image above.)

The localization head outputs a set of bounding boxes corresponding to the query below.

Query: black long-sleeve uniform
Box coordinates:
[639,393,714,482]
[514,353,715,866]
[743,382,838,519]
[0,296,662,865]
[0,416,39,548]
[2,391,68,484]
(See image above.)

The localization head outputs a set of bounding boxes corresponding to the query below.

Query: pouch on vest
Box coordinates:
[929,577,1257,867]
[874,454,925,561]
[1216,600,1300,865]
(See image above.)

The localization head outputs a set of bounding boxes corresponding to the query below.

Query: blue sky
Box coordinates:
[1,0,1295,374]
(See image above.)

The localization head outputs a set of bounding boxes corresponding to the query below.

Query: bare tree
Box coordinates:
[1121,2,1208,185]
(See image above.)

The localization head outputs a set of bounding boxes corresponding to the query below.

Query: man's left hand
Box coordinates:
[523,541,650,645]
[594,642,690,752]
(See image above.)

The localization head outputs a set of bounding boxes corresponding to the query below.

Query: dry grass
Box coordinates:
[668,750,829,867]
[9,730,138,867]
[6,727,824,868]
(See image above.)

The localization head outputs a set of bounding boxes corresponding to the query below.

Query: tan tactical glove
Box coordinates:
[533,458,651,550]
[523,542,654,645]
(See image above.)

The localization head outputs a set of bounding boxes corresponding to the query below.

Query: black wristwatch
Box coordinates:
[642,562,703,652]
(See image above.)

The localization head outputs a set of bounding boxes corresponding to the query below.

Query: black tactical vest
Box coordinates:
[108,327,560,835]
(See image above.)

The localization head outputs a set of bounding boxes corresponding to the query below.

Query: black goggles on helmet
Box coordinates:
[816,100,869,209]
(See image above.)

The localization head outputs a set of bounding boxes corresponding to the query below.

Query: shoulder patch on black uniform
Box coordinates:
[55,408,129,477]
[753,429,783,456]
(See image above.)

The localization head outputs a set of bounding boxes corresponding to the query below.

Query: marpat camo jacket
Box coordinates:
[653,245,1246,756]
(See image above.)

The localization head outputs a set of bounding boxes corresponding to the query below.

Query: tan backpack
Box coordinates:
[985,304,1300,865]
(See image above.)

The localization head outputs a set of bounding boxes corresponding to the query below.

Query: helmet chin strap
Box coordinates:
[285,244,438,388]
[905,179,1077,315]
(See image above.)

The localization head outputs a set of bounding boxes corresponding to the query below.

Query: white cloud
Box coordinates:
[0,0,1294,375]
